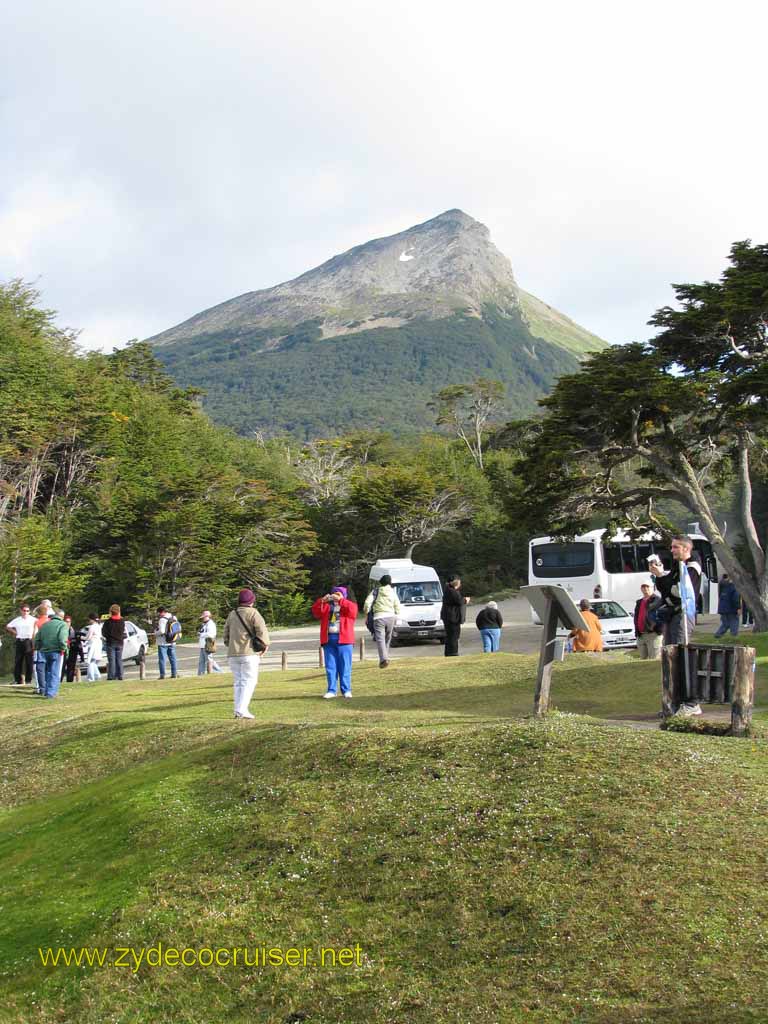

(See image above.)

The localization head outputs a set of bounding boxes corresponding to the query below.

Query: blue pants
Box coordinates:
[715,613,740,637]
[158,644,178,678]
[35,651,46,692]
[323,637,352,695]
[480,628,501,653]
[43,650,62,698]
[106,643,124,680]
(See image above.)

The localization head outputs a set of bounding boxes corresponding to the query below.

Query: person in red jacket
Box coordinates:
[311,585,358,699]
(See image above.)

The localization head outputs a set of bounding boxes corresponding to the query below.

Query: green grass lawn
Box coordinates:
[0,639,766,1023]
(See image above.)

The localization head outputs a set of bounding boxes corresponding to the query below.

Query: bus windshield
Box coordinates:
[531,542,595,578]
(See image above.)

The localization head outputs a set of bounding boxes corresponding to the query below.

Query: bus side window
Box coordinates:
[603,544,622,574]
[696,541,718,581]
[620,545,638,572]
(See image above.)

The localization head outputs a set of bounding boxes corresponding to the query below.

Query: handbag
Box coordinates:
[365,588,379,636]
[235,609,267,653]
[204,637,216,654]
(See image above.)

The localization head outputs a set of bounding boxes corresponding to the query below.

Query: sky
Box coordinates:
[2,0,766,351]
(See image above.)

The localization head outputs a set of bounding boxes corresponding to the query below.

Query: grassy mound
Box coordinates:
[1,647,767,1023]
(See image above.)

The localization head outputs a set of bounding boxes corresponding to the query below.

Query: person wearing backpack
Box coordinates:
[362,574,402,667]
[156,606,180,679]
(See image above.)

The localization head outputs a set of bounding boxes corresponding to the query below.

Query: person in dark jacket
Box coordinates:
[715,575,740,637]
[475,600,503,652]
[101,604,127,680]
[634,583,663,659]
[650,535,702,716]
[441,576,470,657]
[60,615,81,682]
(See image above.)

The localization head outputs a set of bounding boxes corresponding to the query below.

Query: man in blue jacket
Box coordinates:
[715,575,740,637]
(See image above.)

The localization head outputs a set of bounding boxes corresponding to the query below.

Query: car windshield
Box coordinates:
[394,582,442,604]
[590,601,629,619]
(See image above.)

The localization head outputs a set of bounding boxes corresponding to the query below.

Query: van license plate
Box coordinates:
[417,630,429,637]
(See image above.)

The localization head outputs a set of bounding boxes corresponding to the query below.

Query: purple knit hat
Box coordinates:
[238,588,256,605]
[331,585,348,598]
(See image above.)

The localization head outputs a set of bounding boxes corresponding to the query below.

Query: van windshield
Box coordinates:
[395,582,442,604]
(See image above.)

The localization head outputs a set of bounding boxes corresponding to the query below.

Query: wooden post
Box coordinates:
[318,646,324,669]
[359,636,365,661]
[534,600,559,717]
[731,646,756,736]
[74,664,81,682]
[661,644,679,718]
[281,650,287,671]
[139,653,146,681]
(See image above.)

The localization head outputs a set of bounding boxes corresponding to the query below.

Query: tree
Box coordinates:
[351,466,472,559]
[430,378,505,470]
[514,241,768,630]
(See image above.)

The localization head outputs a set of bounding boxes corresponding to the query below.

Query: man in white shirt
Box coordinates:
[6,604,35,685]
[197,610,223,675]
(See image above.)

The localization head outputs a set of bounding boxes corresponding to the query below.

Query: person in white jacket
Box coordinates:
[84,613,103,681]
[363,574,402,667]
[197,610,223,675]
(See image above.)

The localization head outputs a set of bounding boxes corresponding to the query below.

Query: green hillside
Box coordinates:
[2,641,768,1023]
[155,306,580,439]
[519,290,609,356]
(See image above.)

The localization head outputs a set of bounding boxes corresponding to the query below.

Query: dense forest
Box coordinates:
[0,282,527,642]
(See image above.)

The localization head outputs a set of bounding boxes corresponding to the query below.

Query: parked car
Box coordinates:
[98,620,149,667]
[557,600,636,650]
[589,600,636,650]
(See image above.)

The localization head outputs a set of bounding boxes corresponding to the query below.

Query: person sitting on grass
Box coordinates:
[569,599,603,653]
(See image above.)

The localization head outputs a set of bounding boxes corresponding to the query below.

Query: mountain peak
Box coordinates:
[149,209,518,350]
[425,208,482,229]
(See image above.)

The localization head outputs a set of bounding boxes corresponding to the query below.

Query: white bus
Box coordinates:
[528,528,719,621]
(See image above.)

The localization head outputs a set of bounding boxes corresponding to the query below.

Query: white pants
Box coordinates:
[230,654,260,715]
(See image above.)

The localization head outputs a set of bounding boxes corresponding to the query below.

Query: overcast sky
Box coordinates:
[2,0,766,350]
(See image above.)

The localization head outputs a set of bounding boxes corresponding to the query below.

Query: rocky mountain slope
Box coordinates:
[149,210,607,438]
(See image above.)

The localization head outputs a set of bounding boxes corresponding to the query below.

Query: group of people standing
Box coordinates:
[5,601,77,698]
[8,540,737,719]
[310,574,505,700]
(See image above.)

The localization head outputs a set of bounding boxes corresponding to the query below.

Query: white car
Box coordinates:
[99,620,150,666]
[589,600,637,650]
[557,600,637,650]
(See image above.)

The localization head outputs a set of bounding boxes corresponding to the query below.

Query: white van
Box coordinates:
[367,558,445,644]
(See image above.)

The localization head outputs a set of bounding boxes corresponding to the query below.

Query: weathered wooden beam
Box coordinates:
[731,646,756,737]
[534,600,559,717]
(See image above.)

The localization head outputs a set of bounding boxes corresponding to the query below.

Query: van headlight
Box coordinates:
[396,618,409,627]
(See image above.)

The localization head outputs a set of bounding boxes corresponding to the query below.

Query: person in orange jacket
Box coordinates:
[569,598,603,652]
[311,585,358,699]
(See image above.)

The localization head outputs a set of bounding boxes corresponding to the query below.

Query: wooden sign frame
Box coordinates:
[521,585,590,716]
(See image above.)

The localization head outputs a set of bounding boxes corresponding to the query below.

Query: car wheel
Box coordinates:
[134,645,146,666]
